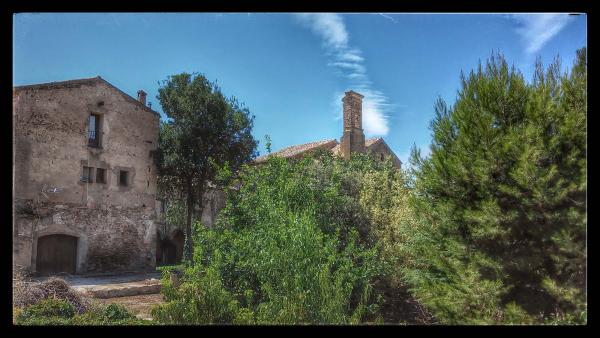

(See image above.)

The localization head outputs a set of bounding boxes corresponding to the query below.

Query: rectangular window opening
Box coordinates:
[88,114,101,148]
[82,166,93,183]
[119,170,129,187]
[96,168,106,184]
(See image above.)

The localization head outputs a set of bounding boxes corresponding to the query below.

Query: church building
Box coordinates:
[254,90,401,168]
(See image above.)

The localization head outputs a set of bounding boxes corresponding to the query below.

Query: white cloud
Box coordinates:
[294,13,393,136]
[295,13,348,49]
[327,61,366,73]
[509,14,574,55]
[336,49,364,62]
[361,89,390,135]
[346,73,367,80]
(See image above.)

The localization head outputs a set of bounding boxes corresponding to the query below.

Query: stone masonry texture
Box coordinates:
[13,77,160,274]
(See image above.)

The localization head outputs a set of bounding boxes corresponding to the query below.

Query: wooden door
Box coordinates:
[36,234,77,275]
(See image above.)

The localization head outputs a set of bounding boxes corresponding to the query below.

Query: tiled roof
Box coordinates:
[13,76,104,91]
[255,137,390,164]
[330,137,383,155]
[254,139,339,163]
[13,76,160,117]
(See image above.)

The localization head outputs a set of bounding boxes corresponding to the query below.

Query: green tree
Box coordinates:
[153,153,395,324]
[156,73,257,263]
[405,48,587,324]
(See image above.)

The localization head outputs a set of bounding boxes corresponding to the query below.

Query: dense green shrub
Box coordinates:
[153,153,401,324]
[15,298,150,326]
[404,49,587,324]
[103,304,135,321]
[17,298,75,322]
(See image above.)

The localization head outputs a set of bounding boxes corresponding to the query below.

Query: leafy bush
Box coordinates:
[103,303,135,321]
[154,153,397,324]
[15,298,151,326]
[153,265,240,324]
[17,298,75,322]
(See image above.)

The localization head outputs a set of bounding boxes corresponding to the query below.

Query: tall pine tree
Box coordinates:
[405,48,586,324]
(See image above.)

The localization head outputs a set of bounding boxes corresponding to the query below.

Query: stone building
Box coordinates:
[254,90,401,168]
[13,76,160,275]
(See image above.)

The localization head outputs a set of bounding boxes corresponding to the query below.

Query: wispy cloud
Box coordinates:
[294,13,393,136]
[377,13,398,23]
[508,14,574,55]
[295,13,348,49]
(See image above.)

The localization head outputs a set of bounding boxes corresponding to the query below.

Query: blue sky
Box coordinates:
[13,13,587,163]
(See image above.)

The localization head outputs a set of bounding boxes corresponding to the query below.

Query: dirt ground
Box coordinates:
[96,293,164,320]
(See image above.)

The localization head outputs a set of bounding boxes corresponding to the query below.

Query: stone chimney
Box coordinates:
[340,90,366,159]
[137,90,147,106]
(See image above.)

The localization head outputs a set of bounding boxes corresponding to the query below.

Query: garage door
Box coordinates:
[36,234,78,275]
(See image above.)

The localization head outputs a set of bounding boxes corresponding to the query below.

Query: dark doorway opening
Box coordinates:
[36,234,78,275]
[172,231,184,263]
[156,230,185,266]
[156,231,163,265]
[157,240,177,265]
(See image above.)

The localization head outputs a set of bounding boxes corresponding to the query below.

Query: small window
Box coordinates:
[96,168,106,184]
[88,114,101,148]
[82,166,93,183]
[119,170,129,186]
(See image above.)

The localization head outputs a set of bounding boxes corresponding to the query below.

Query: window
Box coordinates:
[88,114,101,147]
[119,170,129,187]
[96,168,106,184]
[82,166,93,183]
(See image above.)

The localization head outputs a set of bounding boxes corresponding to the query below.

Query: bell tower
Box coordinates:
[340,90,366,159]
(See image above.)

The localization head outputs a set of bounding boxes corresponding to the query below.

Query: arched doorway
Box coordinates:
[163,241,177,264]
[36,234,78,275]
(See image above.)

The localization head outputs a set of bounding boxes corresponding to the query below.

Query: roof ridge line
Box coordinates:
[13,76,103,90]
[13,76,160,118]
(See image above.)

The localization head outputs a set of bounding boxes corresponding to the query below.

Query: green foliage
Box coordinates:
[103,304,135,321]
[152,265,240,324]
[15,299,149,326]
[164,199,188,231]
[405,48,587,324]
[264,134,272,154]
[150,50,585,326]
[153,152,401,324]
[156,72,258,262]
[157,263,186,274]
[18,298,75,321]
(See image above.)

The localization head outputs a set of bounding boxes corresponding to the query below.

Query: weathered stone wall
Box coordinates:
[367,141,402,169]
[13,78,160,274]
[200,189,227,228]
[156,188,227,239]
[14,202,156,273]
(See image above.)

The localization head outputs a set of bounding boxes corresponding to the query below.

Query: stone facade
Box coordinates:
[13,76,160,274]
